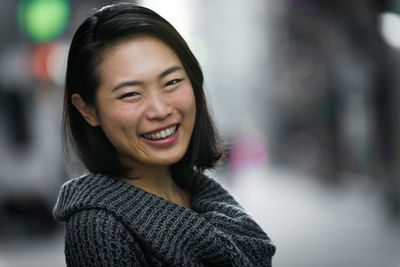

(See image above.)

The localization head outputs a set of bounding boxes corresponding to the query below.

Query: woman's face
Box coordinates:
[88,36,196,170]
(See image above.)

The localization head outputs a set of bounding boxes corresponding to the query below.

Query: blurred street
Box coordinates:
[0,231,64,267]
[224,167,400,267]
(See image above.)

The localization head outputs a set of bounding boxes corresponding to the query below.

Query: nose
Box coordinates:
[145,90,172,120]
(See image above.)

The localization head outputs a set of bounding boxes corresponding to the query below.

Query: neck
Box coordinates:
[121,165,191,209]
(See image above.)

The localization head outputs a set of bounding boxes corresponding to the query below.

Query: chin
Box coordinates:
[155,156,184,166]
[155,150,187,166]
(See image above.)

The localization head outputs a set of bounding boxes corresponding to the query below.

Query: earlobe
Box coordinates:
[71,93,99,127]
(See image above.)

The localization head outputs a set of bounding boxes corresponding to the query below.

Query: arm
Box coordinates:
[212,213,276,267]
[196,178,276,266]
[64,209,149,267]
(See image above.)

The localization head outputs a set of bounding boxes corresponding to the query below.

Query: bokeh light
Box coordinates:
[30,42,68,85]
[379,11,400,48]
[17,0,70,42]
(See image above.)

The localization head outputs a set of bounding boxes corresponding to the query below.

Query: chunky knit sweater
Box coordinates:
[53,173,275,266]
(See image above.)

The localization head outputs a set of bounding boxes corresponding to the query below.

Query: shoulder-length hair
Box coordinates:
[63,3,222,189]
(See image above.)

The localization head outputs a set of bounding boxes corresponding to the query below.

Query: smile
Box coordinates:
[143,125,178,141]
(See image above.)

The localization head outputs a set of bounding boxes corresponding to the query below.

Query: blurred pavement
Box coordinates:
[221,166,400,267]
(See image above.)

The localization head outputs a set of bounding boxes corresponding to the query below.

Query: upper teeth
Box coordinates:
[144,125,177,140]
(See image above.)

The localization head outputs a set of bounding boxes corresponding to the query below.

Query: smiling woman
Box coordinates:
[53,3,275,266]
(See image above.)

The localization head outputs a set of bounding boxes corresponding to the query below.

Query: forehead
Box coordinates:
[95,35,184,88]
[99,35,180,68]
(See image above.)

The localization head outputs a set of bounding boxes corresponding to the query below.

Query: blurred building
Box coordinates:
[269,0,400,217]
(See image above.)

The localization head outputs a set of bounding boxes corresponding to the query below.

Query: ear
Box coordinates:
[71,93,99,127]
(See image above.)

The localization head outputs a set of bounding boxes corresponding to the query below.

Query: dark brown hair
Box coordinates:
[63,3,222,188]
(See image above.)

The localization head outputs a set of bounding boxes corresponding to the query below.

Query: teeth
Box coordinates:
[144,125,177,140]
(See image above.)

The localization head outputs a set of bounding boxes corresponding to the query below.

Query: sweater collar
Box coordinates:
[54,172,208,220]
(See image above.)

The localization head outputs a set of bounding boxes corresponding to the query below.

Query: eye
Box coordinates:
[118,92,140,99]
[165,78,183,87]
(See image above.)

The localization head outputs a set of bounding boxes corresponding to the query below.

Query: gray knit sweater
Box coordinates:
[53,173,275,266]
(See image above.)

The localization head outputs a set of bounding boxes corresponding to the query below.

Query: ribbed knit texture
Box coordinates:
[53,173,276,266]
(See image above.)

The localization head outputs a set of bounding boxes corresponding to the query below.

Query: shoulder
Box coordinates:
[191,173,251,221]
[193,173,240,206]
[65,208,134,244]
[65,208,132,245]
[53,172,142,222]
[53,173,108,221]
[65,208,149,266]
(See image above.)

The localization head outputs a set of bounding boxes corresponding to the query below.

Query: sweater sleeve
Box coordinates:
[195,177,276,266]
[64,209,149,267]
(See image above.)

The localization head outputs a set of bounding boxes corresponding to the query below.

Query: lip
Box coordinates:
[141,125,180,147]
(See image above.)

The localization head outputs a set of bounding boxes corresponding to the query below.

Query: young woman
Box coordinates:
[53,3,275,266]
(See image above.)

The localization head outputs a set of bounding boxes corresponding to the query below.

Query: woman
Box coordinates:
[53,3,275,266]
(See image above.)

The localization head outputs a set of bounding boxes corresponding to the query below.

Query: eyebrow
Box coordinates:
[159,65,182,79]
[111,65,183,92]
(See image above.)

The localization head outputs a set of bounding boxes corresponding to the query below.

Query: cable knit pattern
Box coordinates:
[53,173,276,266]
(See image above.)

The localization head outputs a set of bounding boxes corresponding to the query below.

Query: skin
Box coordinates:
[71,36,196,208]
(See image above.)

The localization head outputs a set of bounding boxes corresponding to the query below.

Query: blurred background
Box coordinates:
[0,0,399,266]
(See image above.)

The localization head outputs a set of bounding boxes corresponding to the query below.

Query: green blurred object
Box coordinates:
[17,0,70,42]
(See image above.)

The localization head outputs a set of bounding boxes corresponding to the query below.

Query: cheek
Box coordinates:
[176,86,196,118]
[97,104,141,135]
